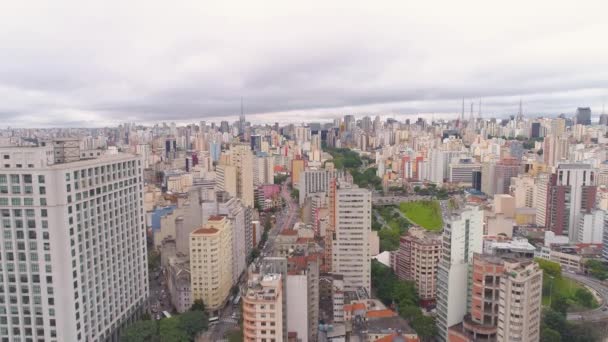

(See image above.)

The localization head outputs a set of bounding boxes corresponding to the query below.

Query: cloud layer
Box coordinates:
[2,0,608,127]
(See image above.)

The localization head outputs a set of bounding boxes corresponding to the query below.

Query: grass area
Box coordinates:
[399,200,443,231]
[542,275,599,310]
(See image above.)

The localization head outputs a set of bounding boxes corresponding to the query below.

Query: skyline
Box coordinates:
[2,0,608,127]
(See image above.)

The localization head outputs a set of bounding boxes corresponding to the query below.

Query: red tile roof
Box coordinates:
[192,227,219,235]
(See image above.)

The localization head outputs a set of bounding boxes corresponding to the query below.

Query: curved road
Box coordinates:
[564,272,608,322]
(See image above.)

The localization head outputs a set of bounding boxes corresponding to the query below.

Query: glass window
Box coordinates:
[0,175,6,183]
[39,187,46,195]
[23,175,32,184]
[0,198,7,205]
[24,198,33,206]
[11,186,20,194]
[10,175,19,184]
[38,175,45,184]
[11,198,21,206]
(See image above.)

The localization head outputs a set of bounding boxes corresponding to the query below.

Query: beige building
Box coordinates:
[331,182,372,293]
[216,164,238,198]
[243,273,284,342]
[230,144,255,207]
[497,260,543,342]
[189,215,233,313]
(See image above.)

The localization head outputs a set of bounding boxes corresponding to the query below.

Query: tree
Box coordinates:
[148,249,161,272]
[290,188,299,200]
[190,299,205,312]
[541,328,561,342]
[411,315,437,341]
[574,288,595,308]
[178,310,208,340]
[535,258,562,278]
[159,317,189,342]
[586,259,608,280]
[121,320,158,342]
[551,294,569,315]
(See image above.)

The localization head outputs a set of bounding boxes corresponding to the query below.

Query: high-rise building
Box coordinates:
[331,182,372,293]
[202,192,250,284]
[243,272,284,342]
[496,260,543,342]
[253,154,274,186]
[574,107,592,126]
[286,255,320,342]
[0,145,148,341]
[436,206,484,340]
[216,164,238,198]
[395,227,442,306]
[190,215,233,313]
[547,164,597,241]
[449,158,481,186]
[230,144,255,207]
[577,210,605,244]
[298,168,338,204]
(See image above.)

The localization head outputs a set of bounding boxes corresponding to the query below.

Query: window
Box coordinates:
[39,187,46,195]
[0,175,6,183]
[23,175,32,184]
[38,175,45,184]
[10,175,19,184]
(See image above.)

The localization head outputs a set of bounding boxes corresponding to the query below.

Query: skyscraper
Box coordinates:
[436,206,484,340]
[574,107,592,125]
[330,181,372,293]
[0,145,147,341]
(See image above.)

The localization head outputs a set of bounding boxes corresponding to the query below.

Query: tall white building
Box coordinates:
[0,145,148,342]
[253,155,274,186]
[331,182,372,293]
[436,206,484,340]
[577,210,605,244]
[298,168,337,204]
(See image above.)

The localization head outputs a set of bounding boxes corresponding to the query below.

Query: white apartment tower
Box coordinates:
[0,145,148,342]
[436,206,484,340]
[331,182,372,294]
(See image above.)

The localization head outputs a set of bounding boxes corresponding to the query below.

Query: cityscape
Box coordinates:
[2,2,608,342]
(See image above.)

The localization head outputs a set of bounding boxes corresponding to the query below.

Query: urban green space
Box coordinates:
[373,205,410,251]
[325,147,382,190]
[121,303,208,342]
[372,260,437,341]
[537,259,599,310]
[399,200,443,231]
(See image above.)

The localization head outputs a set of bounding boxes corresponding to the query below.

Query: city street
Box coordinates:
[564,272,608,322]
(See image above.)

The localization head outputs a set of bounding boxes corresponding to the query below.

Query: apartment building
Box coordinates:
[189,215,233,313]
[243,273,284,342]
[331,182,372,293]
[0,145,148,342]
[497,260,543,342]
[395,227,442,306]
[436,206,484,340]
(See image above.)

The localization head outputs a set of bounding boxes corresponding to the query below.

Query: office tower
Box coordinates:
[230,144,255,207]
[481,162,496,196]
[343,115,356,132]
[298,168,338,204]
[448,253,504,341]
[429,149,463,184]
[471,170,482,191]
[449,158,481,186]
[496,260,543,342]
[215,164,238,198]
[286,256,320,342]
[547,164,597,241]
[220,120,230,133]
[295,126,311,145]
[360,116,372,132]
[600,113,608,126]
[202,192,250,284]
[574,107,592,125]
[250,135,262,152]
[530,122,541,138]
[331,182,372,293]
[189,215,233,313]
[165,137,177,160]
[510,174,536,209]
[577,210,605,243]
[0,145,147,341]
[436,206,483,340]
[395,227,442,306]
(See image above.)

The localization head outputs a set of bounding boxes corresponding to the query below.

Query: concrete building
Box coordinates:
[0,145,148,341]
[166,254,192,313]
[298,168,338,204]
[189,215,233,313]
[331,182,372,293]
[253,154,274,186]
[230,144,255,207]
[436,206,484,340]
[395,227,442,306]
[547,164,597,241]
[216,164,238,198]
[449,158,481,186]
[496,260,543,342]
[243,273,284,342]
[574,107,592,126]
[577,210,605,244]
[286,255,320,342]
[202,192,251,284]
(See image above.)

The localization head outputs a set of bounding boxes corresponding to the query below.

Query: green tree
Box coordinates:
[159,317,189,342]
[148,249,161,272]
[411,315,437,341]
[290,188,299,200]
[190,299,205,312]
[586,259,608,280]
[178,310,208,340]
[535,258,562,278]
[551,294,569,315]
[541,328,561,342]
[574,288,595,308]
[121,320,159,342]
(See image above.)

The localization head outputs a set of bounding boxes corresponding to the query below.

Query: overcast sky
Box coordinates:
[2,0,608,127]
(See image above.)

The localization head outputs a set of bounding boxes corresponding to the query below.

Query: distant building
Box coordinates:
[574,107,592,125]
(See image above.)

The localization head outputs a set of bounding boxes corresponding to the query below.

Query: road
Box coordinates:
[372,195,432,205]
[564,272,608,322]
[262,181,298,256]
